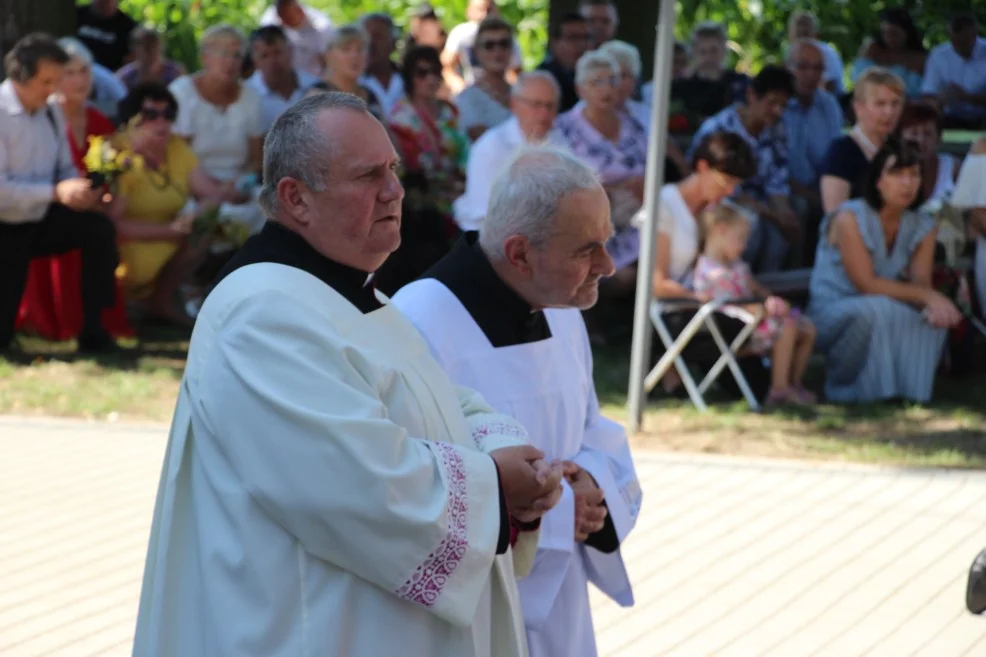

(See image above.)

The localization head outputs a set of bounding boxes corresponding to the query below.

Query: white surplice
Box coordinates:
[133,263,538,657]
[393,279,643,657]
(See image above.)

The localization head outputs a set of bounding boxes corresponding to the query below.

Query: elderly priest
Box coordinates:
[132,93,565,657]
[393,145,642,657]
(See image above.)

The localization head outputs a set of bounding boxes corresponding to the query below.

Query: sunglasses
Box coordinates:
[478,37,512,51]
[140,107,177,122]
[414,66,441,79]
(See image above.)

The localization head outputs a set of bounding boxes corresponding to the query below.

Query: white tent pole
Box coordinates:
[626,0,677,434]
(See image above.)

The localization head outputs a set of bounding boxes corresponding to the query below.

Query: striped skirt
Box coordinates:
[809,294,947,404]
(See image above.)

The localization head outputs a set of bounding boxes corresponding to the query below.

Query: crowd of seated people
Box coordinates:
[2,1,985,408]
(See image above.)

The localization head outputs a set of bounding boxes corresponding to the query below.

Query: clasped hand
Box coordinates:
[765,295,790,318]
[491,446,565,524]
[563,461,607,542]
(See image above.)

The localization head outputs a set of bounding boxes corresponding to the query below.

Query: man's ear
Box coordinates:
[277,177,312,225]
[503,234,535,276]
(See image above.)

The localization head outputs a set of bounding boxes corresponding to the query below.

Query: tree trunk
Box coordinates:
[0,0,77,70]
[548,0,661,80]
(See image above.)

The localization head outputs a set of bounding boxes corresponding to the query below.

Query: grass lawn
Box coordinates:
[2,328,985,468]
[593,344,986,469]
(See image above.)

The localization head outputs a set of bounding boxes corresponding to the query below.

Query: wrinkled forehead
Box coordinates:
[552,186,611,238]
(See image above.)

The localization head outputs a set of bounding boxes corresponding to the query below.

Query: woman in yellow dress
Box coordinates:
[99,83,234,326]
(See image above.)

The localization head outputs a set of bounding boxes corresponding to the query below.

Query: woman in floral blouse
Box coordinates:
[555,50,648,277]
[388,46,469,232]
[378,46,469,293]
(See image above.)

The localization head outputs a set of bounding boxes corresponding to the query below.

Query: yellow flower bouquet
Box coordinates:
[83,134,142,191]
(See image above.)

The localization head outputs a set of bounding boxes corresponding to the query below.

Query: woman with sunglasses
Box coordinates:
[389,46,469,227]
[453,17,515,142]
[15,37,134,343]
[100,83,232,327]
[380,46,469,292]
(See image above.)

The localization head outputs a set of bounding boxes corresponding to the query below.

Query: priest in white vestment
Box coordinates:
[132,92,567,657]
[394,145,643,657]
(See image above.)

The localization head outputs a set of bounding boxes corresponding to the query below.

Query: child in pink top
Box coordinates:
[693,204,817,406]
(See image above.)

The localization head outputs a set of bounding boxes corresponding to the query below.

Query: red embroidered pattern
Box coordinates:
[395,442,469,607]
[471,422,528,450]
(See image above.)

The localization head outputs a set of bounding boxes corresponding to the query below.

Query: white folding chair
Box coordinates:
[643,297,765,412]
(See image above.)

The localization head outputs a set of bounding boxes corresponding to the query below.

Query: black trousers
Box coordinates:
[0,204,119,348]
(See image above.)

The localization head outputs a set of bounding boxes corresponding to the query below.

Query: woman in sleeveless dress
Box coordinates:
[809,139,962,403]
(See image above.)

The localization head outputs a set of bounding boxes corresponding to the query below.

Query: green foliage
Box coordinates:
[84,0,986,78]
[106,0,549,72]
[675,0,986,76]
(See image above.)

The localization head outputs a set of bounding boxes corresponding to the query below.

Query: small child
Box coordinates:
[692,204,817,406]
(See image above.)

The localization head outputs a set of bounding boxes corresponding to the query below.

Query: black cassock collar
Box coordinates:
[423,232,551,348]
[213,221,382,314]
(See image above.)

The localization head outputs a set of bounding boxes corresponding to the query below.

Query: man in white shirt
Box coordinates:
[786,10,845,95]
[246,26,319,132]
[454,72,562,232]
[359,13,405,117]
[259,0,332,77]
[132,92,566,657]
[922,13,986,130]
[394,145,642,657]
[443,0,523,94]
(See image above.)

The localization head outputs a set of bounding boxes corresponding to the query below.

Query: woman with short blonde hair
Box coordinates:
[309,23,382,118]
[820,67,906,212]
[168,24,262,195]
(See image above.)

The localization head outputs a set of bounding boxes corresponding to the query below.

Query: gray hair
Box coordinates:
[56,37,93,67]
[200,24,246,54]
[598,40,641,80]
[479,144,602,259]
[575,50,619,86]
[787,38,823,64]
[788,10,819,33]
[327,23,369,51]
[260,92,371,217]
[512,70,561,100]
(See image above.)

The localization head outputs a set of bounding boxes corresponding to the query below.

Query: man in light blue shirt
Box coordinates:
[0,34,120,353]
[784,40,844,263]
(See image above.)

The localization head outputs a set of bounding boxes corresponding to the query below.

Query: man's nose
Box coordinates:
[382,170,405,203]
[597,248,616,278]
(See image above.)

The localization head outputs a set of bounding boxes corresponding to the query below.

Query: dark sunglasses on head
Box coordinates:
[140,107,177,122]
[479,37,512,51]
[414,66,441,79]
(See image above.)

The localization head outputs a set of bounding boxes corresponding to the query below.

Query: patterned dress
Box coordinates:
[554,107,648,270]
[808,199,947,403]
[692,255,786,353]
[388,98,469,224]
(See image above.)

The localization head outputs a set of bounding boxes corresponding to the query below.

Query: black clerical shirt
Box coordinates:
[213,221,382,313]
[211,221,516,553]
[424,232,619,553]
[424,232,551,347]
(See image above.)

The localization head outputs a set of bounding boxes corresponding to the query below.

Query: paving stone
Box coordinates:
[2,417,984,656]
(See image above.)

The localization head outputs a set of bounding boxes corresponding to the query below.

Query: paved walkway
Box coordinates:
[1,417,984,656]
